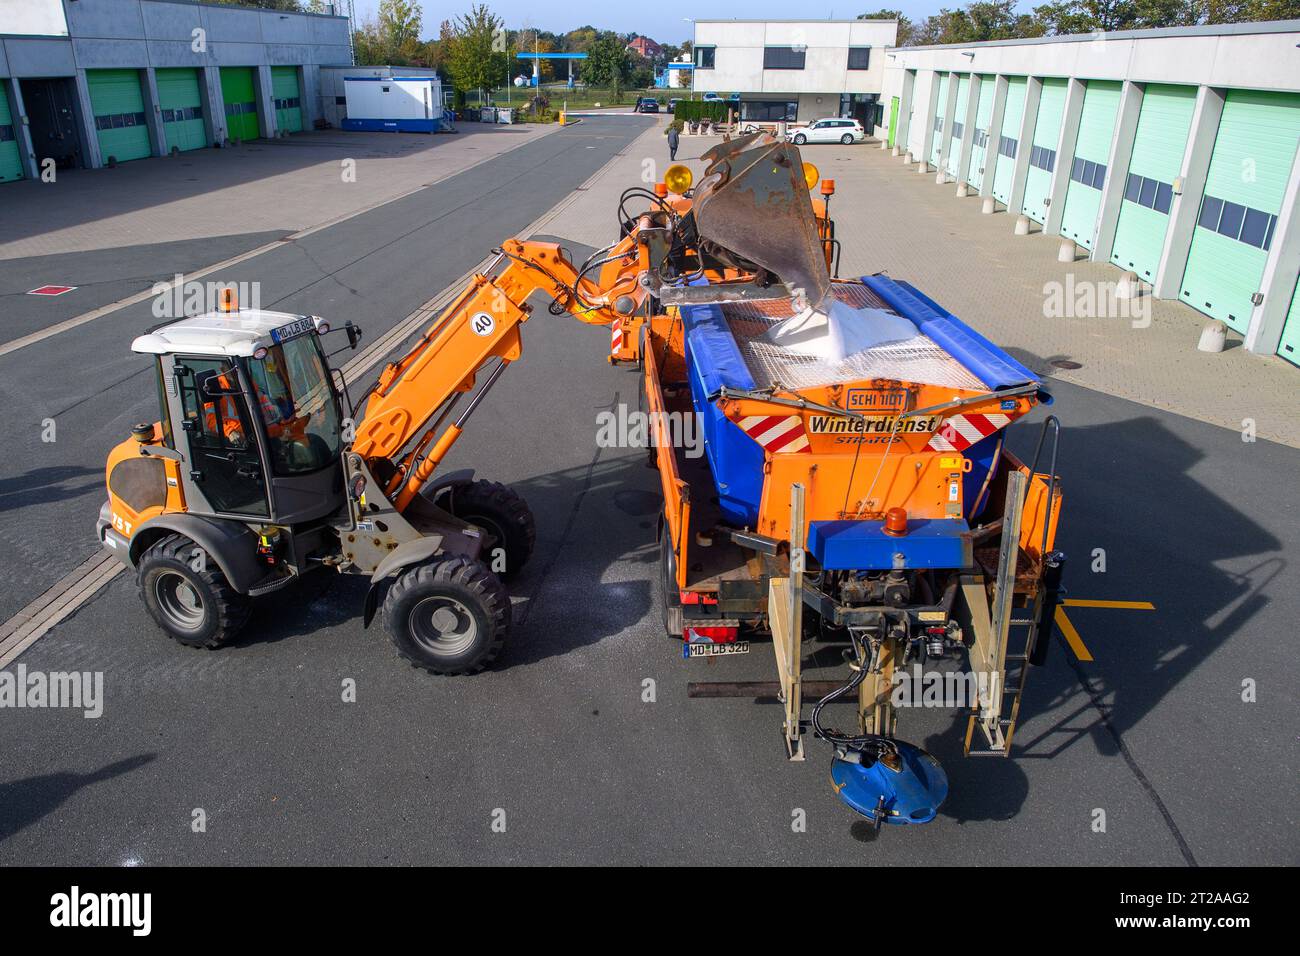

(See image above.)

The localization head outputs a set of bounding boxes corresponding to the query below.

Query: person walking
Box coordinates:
[667,124,679,162]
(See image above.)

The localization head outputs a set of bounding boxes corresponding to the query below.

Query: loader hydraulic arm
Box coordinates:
[350,237,648,511]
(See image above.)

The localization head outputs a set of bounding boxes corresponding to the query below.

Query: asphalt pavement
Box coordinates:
[0,116,1295,865]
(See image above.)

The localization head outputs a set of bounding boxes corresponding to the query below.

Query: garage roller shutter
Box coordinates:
[966,76,994,188]
[946,75,969,178]
[1021,78,1067,224]
[0,84,22,182]
[88,69,152,164]
[1109,84,1196,281]
[220,67,260,142]
[993,78,1026,205]
[1278,279,1300,368]
[1179,90,1300,333]
[929,74,948,166]
[156,68,206,153]
[272,66,303,134]
[1060,80,1121,249]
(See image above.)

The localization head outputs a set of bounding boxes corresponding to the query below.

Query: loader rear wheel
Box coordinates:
[449,480,535,580]
[383,556,510,674]
[137,534,250,649]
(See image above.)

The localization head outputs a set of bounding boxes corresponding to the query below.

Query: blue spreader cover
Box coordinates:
[808,518,973,570]
[860,275,1042,393]
[679,298,764,526]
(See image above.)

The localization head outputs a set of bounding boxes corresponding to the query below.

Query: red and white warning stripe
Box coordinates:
[610,320,626,355]
[926,412,1015,452]
[738,414,810,454]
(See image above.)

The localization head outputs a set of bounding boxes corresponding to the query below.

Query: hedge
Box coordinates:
[674,101,729,124]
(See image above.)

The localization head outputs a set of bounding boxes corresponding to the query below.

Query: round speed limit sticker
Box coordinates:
[470,312,495,336]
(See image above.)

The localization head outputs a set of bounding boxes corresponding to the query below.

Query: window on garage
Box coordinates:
[742,100,797,122]
[763,47,806,70]
[848,48,871,70]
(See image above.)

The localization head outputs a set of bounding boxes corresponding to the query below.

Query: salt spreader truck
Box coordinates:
[98,131,1063,826]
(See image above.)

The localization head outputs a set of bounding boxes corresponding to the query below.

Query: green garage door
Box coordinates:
[1278,279,1300,367]
[87,69,152,164]
[221,67,260,142]
[156,68,206,152]
[993,78,1027,205]
[966,76,995,188]
[1179,90,1300,333]
[1110,84,1196,282]
[0,84,22,182]
[945,74,969,178]
[929,74,949,166]
[271,66,302,134]
[1060,81,1121,249]
[1021,78,1067,224]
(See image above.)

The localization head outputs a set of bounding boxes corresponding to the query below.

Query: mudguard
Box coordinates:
[362,535,446,629]
[127,513,264,594]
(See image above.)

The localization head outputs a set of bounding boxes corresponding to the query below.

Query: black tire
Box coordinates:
[137,533,250,649]
[658,517,684,639]
[793,133,807,145]
[841,133,854,145]
[383,556,510,675]
[447,479,536,580]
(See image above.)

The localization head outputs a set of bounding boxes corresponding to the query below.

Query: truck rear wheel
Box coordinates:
[137,533,250,649]
[449,480,535,579]
[383,556,510,674]
[658,518,684,639]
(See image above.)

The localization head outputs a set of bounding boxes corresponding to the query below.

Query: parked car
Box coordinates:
[634,97,660,113]
[702,92,721,102]
[790,117,866,145]
[667,98,682,114]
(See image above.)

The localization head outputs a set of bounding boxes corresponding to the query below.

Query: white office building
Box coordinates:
[691,19,898,125]
[877,21,1300,366]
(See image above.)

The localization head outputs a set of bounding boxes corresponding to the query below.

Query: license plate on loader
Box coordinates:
[685,641,751,658]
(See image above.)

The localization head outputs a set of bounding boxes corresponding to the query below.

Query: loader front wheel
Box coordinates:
[137,534,250,649]
[449,480,535,580]
[383,556,510,675]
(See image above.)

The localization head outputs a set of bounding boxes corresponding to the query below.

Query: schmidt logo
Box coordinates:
[50,886,151,937]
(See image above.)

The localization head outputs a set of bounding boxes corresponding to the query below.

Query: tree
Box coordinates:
[443,4,508,99]
[379,0,423,51]
[859,9,918,45]
[584,33,632,92]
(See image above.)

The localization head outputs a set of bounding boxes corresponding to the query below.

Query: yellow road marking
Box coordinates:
[1054,606,1093,662]
[1062,599,1156,610]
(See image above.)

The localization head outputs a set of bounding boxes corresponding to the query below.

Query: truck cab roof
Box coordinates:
[131,309,324,359]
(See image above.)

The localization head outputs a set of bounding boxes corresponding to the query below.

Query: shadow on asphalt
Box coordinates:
[991,354,1283,776]
[0,754,155,844]
[0,127,535,246]
[0,465,102,513]
[203,453,659,670]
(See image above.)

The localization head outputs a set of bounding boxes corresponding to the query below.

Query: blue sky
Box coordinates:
[349,2,938,46]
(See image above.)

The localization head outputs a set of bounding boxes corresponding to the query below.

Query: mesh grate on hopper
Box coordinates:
[722,283,987,392]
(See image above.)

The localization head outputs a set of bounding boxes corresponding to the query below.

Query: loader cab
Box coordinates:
[131,309,347,526]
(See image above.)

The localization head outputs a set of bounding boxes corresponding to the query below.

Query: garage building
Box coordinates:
[0,0,351,178]
[879,20,1300,367]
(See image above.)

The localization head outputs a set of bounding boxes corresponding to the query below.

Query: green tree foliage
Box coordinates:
[443,4,509,97]
[583,33,632,94]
